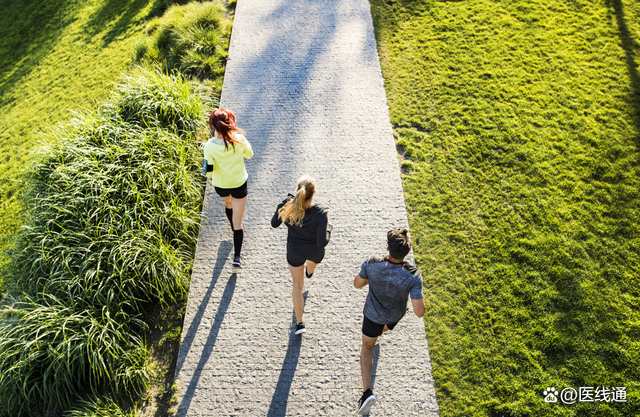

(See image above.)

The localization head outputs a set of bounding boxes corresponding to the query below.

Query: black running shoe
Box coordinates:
[232,256,240,267]
[305,266,313,279]
[295,322,306,335]
[357,389,376,415]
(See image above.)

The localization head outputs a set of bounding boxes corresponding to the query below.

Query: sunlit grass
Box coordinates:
[0,0,165,274]
[370,0,640,416]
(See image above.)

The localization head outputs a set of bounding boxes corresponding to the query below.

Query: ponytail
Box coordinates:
[278,175,316,227]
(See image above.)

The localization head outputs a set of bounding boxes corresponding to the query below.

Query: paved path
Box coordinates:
[174,0,440,415]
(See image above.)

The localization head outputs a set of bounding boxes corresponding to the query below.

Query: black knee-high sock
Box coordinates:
[225,208,233,230]
[233,229,243,257]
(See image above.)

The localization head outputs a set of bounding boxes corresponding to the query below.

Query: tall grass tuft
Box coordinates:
[106,66,215,134]
[134,1,232,92]
[0,67,215,416]
[0,296,148,416]
[64,397,138,417]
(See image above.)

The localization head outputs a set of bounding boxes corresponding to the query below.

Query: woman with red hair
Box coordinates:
[204,108,254,266]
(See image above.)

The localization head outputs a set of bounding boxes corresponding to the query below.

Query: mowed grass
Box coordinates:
[0,0,164,276]
[370,0,639,416]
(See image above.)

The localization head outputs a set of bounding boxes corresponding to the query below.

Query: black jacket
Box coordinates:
[271,194,332,255]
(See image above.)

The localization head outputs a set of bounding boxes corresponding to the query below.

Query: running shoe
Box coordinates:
[357,389,376,415]
[305,266,313,279]
[295,322,306,335]
[232,256,240,267]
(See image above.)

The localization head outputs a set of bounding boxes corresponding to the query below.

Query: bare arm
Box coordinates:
[353,274,368,289]
[411,298,425,318]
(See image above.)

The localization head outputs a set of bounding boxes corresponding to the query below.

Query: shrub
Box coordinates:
[106,66,214,134]
[7,69,211,312]
[135,1,232,91]
[0,67,216,416]
[0,296,149,417]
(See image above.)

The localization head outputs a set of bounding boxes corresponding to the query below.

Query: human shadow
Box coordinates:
[605,0,640,142]
[371,344,380,391]
[177,271,237,415]
[175,240,232,371]
[266,290,308,417]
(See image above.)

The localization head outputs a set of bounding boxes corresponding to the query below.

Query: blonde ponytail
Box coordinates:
[278,175,316,227]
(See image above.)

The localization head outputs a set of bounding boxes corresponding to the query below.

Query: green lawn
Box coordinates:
[369,0,639,416]
[0,0,164,275]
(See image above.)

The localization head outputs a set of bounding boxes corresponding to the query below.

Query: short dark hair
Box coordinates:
[387,228,411,259]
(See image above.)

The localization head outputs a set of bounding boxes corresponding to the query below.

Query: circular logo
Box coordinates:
[561,388,578,404]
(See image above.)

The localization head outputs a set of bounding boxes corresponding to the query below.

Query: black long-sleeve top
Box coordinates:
[271,194,332,255]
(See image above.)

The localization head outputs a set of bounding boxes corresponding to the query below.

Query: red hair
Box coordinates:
[208,108,245,151]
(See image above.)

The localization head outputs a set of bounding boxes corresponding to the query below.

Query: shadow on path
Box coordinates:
[176,241,232,371]
[371,344,380,391]
[177,270,237,415]
[266,291,308,417]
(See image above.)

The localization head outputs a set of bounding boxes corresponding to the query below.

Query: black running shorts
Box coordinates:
[214,180,248,199]
[362,315,398,338]
[287,249,325,268]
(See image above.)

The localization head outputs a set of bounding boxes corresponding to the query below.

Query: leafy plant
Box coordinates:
[0,67,215,416]
[0,296,149,416]
[135,1,232,91]
[64,396,137,417]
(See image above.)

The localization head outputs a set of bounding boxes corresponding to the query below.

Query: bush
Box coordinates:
[106,66,214,134]
[135,1,232,91]
[0,296,149,416]
[0,67,215,416]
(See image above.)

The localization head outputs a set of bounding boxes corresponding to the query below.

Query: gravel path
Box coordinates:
[174,0,440,415]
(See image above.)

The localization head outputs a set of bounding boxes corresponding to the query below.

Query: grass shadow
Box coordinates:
[605,0,640,145]
[82,0,163,46]
[0,0,77,105]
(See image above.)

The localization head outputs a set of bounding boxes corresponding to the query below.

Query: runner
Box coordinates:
[353,228,425,415]
[204,108,253,267]
[271,175,332,334]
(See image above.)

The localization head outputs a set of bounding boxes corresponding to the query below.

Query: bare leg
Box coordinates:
[288,264,305,324]
[360,334,378,392]
[231,196,248,231]
[306,260,318,276]
[222,195,232,209]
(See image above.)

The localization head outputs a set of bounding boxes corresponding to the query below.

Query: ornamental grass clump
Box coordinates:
[12,117,201,310]
[64,396,138,417]
[0,296,149,416]
[0,67,214,416]
[134,1,232,92]
[106,67,209,134]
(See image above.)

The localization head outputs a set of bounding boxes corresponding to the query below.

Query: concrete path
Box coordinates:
[173,0,440,415]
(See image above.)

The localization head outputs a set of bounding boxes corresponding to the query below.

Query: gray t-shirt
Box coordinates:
[360,255,424,325]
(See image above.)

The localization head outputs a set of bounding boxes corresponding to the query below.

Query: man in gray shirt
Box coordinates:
[353,228,425,415]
